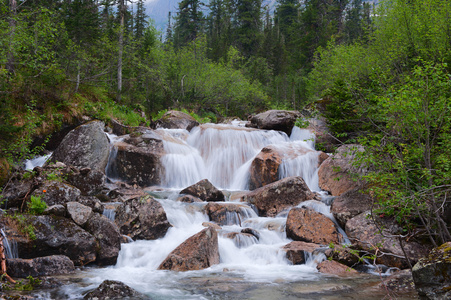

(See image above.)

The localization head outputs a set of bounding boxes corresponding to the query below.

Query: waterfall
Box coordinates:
[24,153,52,170]
[1,229,18,259]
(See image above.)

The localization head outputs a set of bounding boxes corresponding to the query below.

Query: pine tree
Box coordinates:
[173,0,204,48]
[234,0,263,58]
[134,0,148,40]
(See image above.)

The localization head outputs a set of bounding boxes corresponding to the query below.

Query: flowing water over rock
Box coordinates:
[39,124,417,299]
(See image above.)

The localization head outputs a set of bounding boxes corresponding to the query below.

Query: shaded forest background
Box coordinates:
[1,0,450,244]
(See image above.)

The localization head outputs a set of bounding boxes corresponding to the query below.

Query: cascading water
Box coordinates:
[1,229,18,259]
[49,123,412,300]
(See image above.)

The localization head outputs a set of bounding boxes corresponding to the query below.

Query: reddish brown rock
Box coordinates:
[243,176,314,217]
[318,152,329,167]
[331,188,373,228]
[249,146,282,190]
[158,227,220,271]
[114,195,171,240]
[345,212,429,269]
[154,110,199,131]
[224,232,258,248]
[318,144,366,196]
[324,245,361,267]
[282,241,320,264]
[286,207,342,245]
[180,179,225,202]
[317,260,358,276]
[248,110,301,136]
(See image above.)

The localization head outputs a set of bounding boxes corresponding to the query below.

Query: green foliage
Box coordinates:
[2,276,42,291]
[28,195,47,215]
[12,214,37,240]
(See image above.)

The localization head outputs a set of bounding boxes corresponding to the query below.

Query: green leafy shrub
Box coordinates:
[28,195,48,215]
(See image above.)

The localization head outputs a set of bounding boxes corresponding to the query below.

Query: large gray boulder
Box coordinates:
[114,195,171,240]
[331,188,373,228]
[180,179,225,202]
[158,227,220,271]
[346,212,428,269]
[318,144,366,196]
[6,255,74,278]
[412,242,451,300]
[154,110,199,131]
[110,131,165,186]
[11,215,98,266]
[242,176,314,217]
[248,110,301,136]
[84,213,122,266]
[50,121,110,173]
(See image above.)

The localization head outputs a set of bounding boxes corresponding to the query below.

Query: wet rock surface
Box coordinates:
[286,207,342,245]
[158,227,220,271]
[248,146,282,190]
[243,176,314,217]
[66,202,92,226]
[282,241,321,265]
[84,280,147,300]
[50,121,110,173]
[112,132,165,186]
[204,202,253,226]
[6,255,74,278]
[180,179,225,202]
[114,195,171,240]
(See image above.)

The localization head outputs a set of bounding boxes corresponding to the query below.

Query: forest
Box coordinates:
[0,0,450,243]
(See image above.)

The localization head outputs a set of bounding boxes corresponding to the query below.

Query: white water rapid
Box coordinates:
[46,123,407,300]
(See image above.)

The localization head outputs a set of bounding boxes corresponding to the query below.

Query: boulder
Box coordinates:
[111,118,148,136]
[65,167,106,196]
[316,260,358,276]
[282,241,320,265]
[248,110,301,136]
[376,269,416,294]
[31,181,81,207]
[110,132,165,186]
[345,212,428,269]
[1,171,35,208]
[84,280,146,300]
[318,144,366,196]
[154,110,199,131]
[114,195,171,240]
[13,215,97,266]
[249,144,317,190]
[248,146,282,190]
[43,204,66,217]
[50,121,110,173]
[243,176,314,217]
[204,202,255,226]
[180,179,225,202]
[412,242,451,300]
[331,188,373,228]
[77,195,104,214]
[84,213,122,266]
[66,202,93,226]
[286,207,342,245]
[6,255,74,278]
[158,227,220,271]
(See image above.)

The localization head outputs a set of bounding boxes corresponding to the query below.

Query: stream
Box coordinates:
[20,123,417,299]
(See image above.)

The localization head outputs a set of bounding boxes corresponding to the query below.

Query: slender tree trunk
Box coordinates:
[0,237,16,283]
[117,0,125,102]
[6,0,17,75]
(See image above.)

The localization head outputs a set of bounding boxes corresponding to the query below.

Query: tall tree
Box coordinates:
[173,0,204,48]
[6,0,17,75]
[134,0,148,40]
[235,0,263,58]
